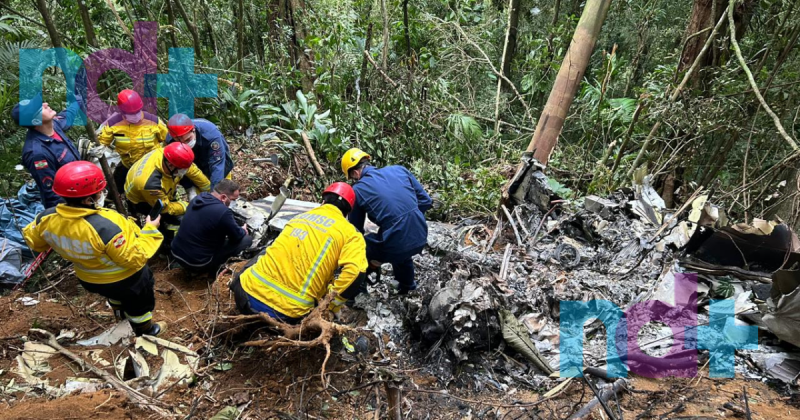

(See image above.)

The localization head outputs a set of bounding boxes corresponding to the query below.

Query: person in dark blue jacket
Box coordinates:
[166,114,234,195]
[13,93,83,209]
[341,148,432,294]
[171,179,253,277]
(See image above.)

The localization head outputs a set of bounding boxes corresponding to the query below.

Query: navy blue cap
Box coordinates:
[11,92,43,127]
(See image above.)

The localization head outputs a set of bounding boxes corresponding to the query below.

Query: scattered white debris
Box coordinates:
[77,321,134,347]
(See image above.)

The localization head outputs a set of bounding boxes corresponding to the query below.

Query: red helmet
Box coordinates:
[53,161,107,198]
[163,142,195,169]
[323,182,356,209]
[117,89,143,114]
[167,113,194,138]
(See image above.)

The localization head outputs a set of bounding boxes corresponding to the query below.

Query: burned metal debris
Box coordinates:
[228,165,800,392]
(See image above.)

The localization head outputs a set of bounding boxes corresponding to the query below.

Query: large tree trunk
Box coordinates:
[525,0,613,165]
[34,0,62,48]
[679,0,757,83]
[173,0,203,60]
[77,0,99,48]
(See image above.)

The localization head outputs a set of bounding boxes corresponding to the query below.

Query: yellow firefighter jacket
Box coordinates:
[98,112,169,168]
[124,148,210,216]
[240,204,368,318]
[23,205,163,284]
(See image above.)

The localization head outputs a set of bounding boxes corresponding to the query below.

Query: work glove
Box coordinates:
[186,187,198,201]
[89,145,112,159]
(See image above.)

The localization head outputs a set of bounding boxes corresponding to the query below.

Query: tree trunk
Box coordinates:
[165,0,179,48]
[248,2,266,65]
[77,0,99,48]
[623,24,648,97]
[286,0,314,92]
[679,0,756,85]
[499,0,520,90]
[237,0,245,78]
[380,0,389,70]
[34,0,62,48]
[199,0,219,57]
[359,23,374,98]
[173,0,203,60]
[700,131,738,187]
[525,0,613,165]
[403,0,411,60]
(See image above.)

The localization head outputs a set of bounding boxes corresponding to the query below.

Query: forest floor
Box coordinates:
[0,264,798,419]
[1,157,799,419]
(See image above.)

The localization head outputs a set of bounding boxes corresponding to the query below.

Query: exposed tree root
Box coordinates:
[225,292,353,387]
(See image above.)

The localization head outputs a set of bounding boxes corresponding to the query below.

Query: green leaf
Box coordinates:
[214,362,234,371]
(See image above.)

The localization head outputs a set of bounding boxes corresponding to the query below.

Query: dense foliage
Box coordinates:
[1,0,798,224]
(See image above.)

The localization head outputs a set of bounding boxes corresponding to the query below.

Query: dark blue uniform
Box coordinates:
[166,118,233,190]
[349,165,432,291]
[21,102,82,208]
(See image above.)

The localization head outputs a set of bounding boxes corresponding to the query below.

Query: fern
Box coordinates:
[0,39,42,83]
[446,113,481,142]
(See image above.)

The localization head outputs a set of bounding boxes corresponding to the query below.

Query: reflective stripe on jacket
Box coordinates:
[23,205,163,284]
[98,112,168,167]
[240,204,367,318]
[124,148,210,216]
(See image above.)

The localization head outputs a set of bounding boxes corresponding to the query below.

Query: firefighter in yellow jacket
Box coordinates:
[125,142,210,244]
[230,182,367,322]
[23,161,166,336]
[94,90,169,193]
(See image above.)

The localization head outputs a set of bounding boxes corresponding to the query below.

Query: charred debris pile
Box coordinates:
[231,156,800,393]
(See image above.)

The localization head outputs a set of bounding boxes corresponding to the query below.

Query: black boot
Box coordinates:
[131,320,167,336]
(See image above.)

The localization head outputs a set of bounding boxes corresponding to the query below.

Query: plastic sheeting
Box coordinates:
[1,182,44,258]
[0,239,25,286]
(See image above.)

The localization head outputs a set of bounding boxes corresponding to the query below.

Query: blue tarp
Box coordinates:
[1,182,44,259]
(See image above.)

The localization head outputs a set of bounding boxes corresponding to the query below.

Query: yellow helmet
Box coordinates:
[341,148,371,177]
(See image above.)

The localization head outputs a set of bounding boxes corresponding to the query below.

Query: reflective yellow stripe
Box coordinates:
[301,238,332,296]
[74,262,128,275]
[248,268,314,307]
[141,229,160,235]
[126,311,152,324]
[108,299,122,305]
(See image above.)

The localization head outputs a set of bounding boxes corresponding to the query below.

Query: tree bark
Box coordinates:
[34,0,62,48]
[359,23,374,97]
[77,0,99,48]
[237,0,245,78]
[494,0,521,132]
[500,0,521,89]
[524,0,613,165]
[286,0,314,92]
[247,2,266,65]
[199,0,219,57]
[380,0,389,70]
[165,0,179,49]
[173,0,203,60]
[403,0,411,60]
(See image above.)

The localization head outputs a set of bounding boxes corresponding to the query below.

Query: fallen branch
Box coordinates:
[103,0,135,43]
[300,131,326,177]
[728,0,799,151]
[28,328,169,416]
[363,50,399,88]
[501,204,523,246]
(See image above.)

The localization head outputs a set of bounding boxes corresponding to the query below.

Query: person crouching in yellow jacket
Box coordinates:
[230,182,367,322]
[125,142,210,246]
[23,161,166,336]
